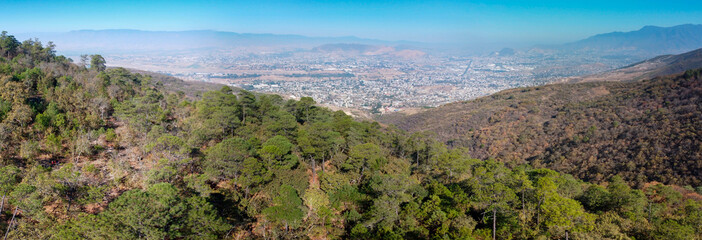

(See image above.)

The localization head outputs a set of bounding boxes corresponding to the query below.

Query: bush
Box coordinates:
[105,128,117,142]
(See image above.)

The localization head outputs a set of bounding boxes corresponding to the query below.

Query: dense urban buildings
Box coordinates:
[107,48,635,113]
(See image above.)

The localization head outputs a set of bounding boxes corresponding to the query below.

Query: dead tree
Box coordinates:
[3,206,18,240]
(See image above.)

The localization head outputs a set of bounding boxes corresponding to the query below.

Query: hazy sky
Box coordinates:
[2,0,702,44]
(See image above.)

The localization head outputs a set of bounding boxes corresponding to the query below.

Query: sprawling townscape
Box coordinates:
[107,48,637,113]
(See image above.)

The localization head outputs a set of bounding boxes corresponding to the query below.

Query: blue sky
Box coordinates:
[2,0,702,44]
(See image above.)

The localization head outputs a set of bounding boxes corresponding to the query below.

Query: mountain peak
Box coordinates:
[640,25,661,31]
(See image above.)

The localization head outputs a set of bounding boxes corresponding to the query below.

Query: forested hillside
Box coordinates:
[1,32,701,239]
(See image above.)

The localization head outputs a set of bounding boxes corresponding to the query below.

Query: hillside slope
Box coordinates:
[382,69,702,186]
[565,48,702,83]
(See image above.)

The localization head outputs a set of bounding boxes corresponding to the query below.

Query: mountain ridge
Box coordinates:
[561,24,702,56]
[16,29,422,54]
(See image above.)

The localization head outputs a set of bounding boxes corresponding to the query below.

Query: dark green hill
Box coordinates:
[382,69,702,186]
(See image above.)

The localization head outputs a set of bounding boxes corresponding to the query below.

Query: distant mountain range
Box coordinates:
[16,29,417,55]
[16,24,702,57]
[561,24,702,56]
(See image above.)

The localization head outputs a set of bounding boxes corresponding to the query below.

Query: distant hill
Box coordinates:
[565,48,702,83]
[498,47,515,56]
[562,24,702,56]
[380,68,702,186]
[313,43,426,58]
[314,43,391,54]
[17,29,417,55]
